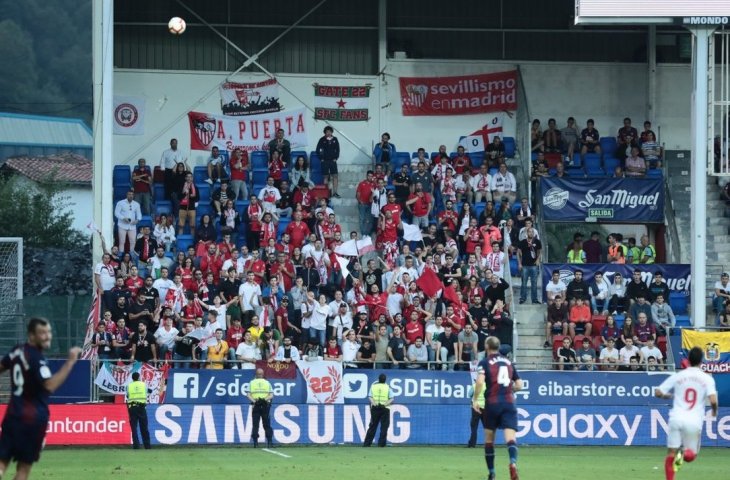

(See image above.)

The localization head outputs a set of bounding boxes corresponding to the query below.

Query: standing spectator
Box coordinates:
[132,158,152,216]
[95,252,117,299]
[206,146,225,184]
[133,226,158,266]
[713,272,730,313]
[583,231,603,263]
[268,128,291,166]
[580,119,601,159]
[114,190,142,252]
[316,126,341,198]
[411,162,435,201]
[436,325,458,370]
[392,164,411,207]
[373,132,396,172]
[490,163,517,204]
[129,321,157,364]
[405,182,432,230]
[229,148,249,201]
[235,331,261,369]
[556,336,577,370]
[516,228,541,304]
[160,138,187,200]
[560,117,581,162]
[457,323,479,367]
[177,172,199,237]
[617,117,639,158]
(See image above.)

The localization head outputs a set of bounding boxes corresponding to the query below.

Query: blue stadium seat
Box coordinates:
[311,170,324,185]
[176,234,194,253]
[471,152,484,169]
[531,152,539,162]
[138,215,153,229]
[154,184,165,201]
[548,168,557,176]
[253,184,266,195]
[488,167,498,176]
[669,292,688,315]
[393,152,411,170]
[155,201,172,217]
[193,166,208,185]
[113,187,127,203]
[647,168,663,178]
[509,257,519,277]
[278,219,290,238]
[566,167,584,177]
[290,150,307,165]
[195,183,211,201]
[113,165,131,185]
[600,137,617,157]
[197,201,213,218]
[251,151,268,170]
[603,157,620,174]
[614,314,625,328]
[474,202,486,219]
[584,154,603,176]
[503,137,516,158]
[309,152,322,173]
[281,169,289,182]
[252,170,269,185]
[675,315,692,327]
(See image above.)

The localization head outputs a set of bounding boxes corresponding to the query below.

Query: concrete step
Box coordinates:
[708,241,730,253]
[517,324,545,336]
[518,334,548,349]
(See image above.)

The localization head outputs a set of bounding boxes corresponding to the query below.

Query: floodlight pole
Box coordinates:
[688,27,714,329]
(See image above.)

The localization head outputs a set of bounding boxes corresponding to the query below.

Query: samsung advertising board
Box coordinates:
[13,404,730,447]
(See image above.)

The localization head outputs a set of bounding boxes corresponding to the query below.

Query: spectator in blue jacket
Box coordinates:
[373,132,396,172]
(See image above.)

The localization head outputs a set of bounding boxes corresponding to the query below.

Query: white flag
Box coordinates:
[335,255,351,279]
[334,239,358,257]
[402,222,423,242]
[296,360,345,404]
[458,114,504,153]
[113,95,146,135]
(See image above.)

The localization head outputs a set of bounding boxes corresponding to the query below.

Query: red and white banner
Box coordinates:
[399,70,518,116]
[94,362,167,404]
[80,291,101,360]
[113,95,146,135]
[220,78,282,116]
[296,360,344,404]
[188,107,307,152]
[458,113,504,153]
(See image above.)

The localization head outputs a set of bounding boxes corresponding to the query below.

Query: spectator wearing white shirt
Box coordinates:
[341,330,360,366]
[470,164,492,203]
[618,337,640,370]
[114,190,142,252]
[545,270,567,306]
[152,268,175,305]
[222,250,245,278]
[275,337,301,362]
[94,253,117,294]
[160,138,188,200]
[258,177,282,214]
[235,331,261,369]
[589,272,610,315]
[598,338,619,370]
[154,316,179,359]
[153,215,176,253]
[490,163,517,204]
[640,337,664,365]
[309,294,330,347]
[238,272,262,325]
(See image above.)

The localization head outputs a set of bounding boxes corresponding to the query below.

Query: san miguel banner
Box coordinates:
[399,70,518,116]
[220,78,282,116]
[541,177,664,223]
[541,264,691,301]
[681,330,730,373]
[313,84,371,121]
[188,107,307,152]
[94,362,166,403]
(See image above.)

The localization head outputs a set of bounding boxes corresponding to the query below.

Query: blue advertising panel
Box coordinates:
[143,404,730,447]
[541,177,664,223]
[541,263,691,300]
[341,370,472,404]
[167,369,306,404]
[49,359,91,404]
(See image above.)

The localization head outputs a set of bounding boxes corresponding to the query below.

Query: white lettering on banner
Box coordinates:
[577,190,660,209]
[650,408,669,439]
[343,405,368,442]
[273,405,301,443]
[155,405,183,444]
[535,381,656,399]
[517,408,642,446]
[308,405,335,443]
[188,406,217,443]
[46,417,126,434]
[387,378,469,399]
[169,373,295,399]
[388,406,411,443]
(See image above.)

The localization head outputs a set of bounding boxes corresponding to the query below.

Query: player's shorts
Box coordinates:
[667,416,702,453]
[0,418,47,464]
[482,403,518,431]
[321,159,338,176]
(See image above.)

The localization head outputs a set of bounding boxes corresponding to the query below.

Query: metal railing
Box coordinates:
[515,66,533,205]
[663,180,683,263]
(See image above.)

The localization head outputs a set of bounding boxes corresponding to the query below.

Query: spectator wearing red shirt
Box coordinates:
[125,266,144,298]
[245,250,267,285]
[229,148,249,201]
[568,298,592,338]
[199,245,223,282]
[271,251,296,291]
[269,150,285,185]
[217,234,235,261]
[226,318,245,363]
[292,184,314,212]
[324,338,343,362]
[381,193,403,223]
[452,146,472,175]
[245,196,263,251]
[443,304,465,332]
[132,158,152,215]
[285,211,311,250]
[404,308,431,345]
[365,284,389,323]
[356,171,376,235]
[438,200,458,233]
[405,182,432,230]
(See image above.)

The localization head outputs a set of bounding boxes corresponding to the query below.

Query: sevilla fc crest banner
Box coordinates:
[113,95,145,135]
[188,107,307,152]
[219,78,283,116]
[94,361,167,403]
[399,70,518,116]
[296,360,344,404]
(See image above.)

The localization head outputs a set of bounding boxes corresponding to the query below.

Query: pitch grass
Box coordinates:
[8,446,727,480]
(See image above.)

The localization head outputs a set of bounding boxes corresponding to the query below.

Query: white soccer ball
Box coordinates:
[168,17,186,35]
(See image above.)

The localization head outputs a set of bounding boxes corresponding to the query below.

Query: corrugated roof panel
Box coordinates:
[0,113,92,147]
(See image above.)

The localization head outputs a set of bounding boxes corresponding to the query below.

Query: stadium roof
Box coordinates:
[0,112,92,148]
[2,153,92,186]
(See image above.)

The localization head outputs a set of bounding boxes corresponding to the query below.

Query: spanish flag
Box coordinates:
[681,330,730,373]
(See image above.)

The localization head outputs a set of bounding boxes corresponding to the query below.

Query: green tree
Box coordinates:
[0,175,83,248]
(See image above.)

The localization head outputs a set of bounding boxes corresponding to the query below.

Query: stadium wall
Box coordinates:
[113,61,691,166]
[13,404,730,447]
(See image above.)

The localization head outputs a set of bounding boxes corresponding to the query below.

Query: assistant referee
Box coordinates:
[363,373,393,447]
[126,372,151,449]
[247,368,274,448]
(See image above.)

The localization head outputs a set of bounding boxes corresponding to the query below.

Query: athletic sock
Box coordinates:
[664,454,675,480]
[485,443,495,473]
[507,440,518,464]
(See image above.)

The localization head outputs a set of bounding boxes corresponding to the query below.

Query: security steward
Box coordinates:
[247,368,274,448]
[126,372,151,449]
[467,380,487,447]
[363,373,393,447]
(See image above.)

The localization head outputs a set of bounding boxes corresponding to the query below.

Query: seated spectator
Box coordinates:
[560,117,581,161]
[545,270,566,306]
[580,119,601,159]
[530,157,549,181]
[455,169,473,204]
[545,295,569,347]
[718,301,730,329]
[206,146,225,184]
[600,314,621,347]
[212,179,235,217]
[566,240,586,264]
[220,199,239,237]
[452,146,472,174]
[568,297,592,338]
[641,131,662,167]
[373,132,396,171]
[629,295,652,324]
[713,272,730,313]
[618,337,640,371]
[633,312,656,347]
[640,120,656,144]
[410,147,430,169]
[406,337,428,369]
[531,119,544,152]
[490,163,517,204]
[132,158,152,216]
[542,118,562,153]
[624,147,647,177]
[566,270,590,306]
[153,215,176,253]
[589,271,609,315]
[639,337,663,366]
[651,294,675,332]
[576,337,596,371]
[552,162,568,178]
[290,155,314,191]
[485,136,506,167]
[598,338,619,370]
[617,117,639,158]
[648,271,670,302]
[626,270,650,304]
[556,336,576,370]
[613,166,625,178]
[276,336,302,363]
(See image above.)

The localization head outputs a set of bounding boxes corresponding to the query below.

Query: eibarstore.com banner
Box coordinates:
[3,404,729,447]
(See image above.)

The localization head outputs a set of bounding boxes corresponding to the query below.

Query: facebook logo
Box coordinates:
[172,373,199,399]
[343,373,368,399]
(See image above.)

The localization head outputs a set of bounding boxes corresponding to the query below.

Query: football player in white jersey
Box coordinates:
[654,346,719,480]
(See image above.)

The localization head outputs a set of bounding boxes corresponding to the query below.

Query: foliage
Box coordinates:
[0,175,84,248]
[0,0,91,123]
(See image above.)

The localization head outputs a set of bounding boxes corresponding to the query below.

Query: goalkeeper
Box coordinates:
[247,368,274,448]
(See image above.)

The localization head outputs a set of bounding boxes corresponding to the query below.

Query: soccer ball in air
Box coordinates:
[168,17,186,35]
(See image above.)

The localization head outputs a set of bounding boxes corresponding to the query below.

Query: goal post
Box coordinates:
[0,238,23,348]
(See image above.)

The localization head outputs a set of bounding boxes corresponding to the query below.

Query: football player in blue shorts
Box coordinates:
[472,336,523,480]
[0,318,81,480]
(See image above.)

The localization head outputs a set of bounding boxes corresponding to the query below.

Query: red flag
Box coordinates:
[80,291,101,360]
[256,360,298,379]
[416,268,444,298]
[443,284,462,307]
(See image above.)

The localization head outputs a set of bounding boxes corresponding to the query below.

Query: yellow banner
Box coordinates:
[681,330,730,361]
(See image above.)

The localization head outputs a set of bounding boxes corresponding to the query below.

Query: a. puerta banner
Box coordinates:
[14,404,730,447]
[188,107,307,153]
[399,70,517,116]
[541,177,664,223]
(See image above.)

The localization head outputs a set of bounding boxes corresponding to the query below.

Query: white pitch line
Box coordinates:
[262,448,291,458]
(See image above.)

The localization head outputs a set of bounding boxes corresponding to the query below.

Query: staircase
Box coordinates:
[514,303,553,369]
[329,160,372,235]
